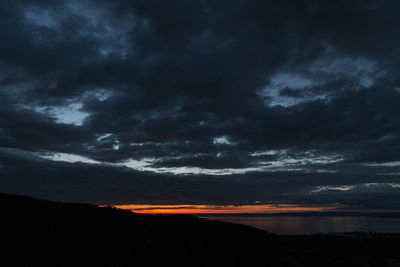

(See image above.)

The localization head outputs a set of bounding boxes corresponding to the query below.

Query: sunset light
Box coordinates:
[114,204,337,214]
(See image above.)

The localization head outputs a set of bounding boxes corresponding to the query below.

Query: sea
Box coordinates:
[200,215,400,235]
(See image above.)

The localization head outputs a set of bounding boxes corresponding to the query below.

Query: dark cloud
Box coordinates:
[1,0,400,208]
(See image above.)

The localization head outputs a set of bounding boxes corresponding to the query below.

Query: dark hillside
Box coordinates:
[2,193,400,267]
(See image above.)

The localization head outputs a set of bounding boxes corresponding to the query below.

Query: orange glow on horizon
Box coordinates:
[111,204,337,214]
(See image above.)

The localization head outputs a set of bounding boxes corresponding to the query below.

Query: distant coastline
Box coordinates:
[197,211,400,218]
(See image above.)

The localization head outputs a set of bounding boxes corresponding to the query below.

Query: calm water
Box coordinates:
[200,215,400,235]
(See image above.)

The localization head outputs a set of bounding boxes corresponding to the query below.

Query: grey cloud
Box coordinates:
[1,0,400,208]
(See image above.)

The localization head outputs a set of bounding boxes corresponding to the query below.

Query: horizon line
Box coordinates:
[110,204,400,215]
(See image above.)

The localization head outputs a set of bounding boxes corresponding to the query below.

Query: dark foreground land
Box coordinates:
[1,193,400,267]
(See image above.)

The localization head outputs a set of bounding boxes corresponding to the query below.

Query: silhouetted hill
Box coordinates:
[2,193,400,266]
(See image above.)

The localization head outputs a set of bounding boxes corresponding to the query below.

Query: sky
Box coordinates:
[1,0,400,213]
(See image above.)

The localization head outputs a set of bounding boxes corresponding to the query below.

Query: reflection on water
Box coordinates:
[200,216,400,235]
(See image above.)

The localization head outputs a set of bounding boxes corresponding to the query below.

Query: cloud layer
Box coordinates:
[1,0,400,209]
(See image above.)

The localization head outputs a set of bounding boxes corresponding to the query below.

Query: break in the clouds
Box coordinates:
[1,0,400,210]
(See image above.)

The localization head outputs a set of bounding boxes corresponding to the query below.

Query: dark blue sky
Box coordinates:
[1,0,400,209]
